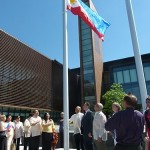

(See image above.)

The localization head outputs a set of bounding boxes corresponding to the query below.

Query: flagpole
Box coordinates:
[125,0,147,111]
[63,0,69,149]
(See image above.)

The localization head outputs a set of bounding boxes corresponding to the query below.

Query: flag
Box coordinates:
[67,0,110,41]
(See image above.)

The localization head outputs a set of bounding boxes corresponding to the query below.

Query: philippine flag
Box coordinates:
[67,0,110,41]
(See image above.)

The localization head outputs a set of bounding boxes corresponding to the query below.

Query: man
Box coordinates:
[93,103,107,150]
[58,112,64,148]
[70,106,85,150]
[30,110,42,150]
[24,113,32,150]
[105,94,144,150]
[81,102,94,150]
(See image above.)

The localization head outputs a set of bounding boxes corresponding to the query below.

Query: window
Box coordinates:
[144,66,150,81]
[130,69,137,82]
[116,71,123,83]
[123,70,130,83]
[82,44,92,51]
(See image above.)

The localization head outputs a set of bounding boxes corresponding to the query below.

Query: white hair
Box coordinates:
[97,103,103,111]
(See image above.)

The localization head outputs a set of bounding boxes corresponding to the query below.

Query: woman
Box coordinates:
[144,97,150,150]
[6,114,15,150]
[0,115,7,150]
[42,112,55,150]
[112,102,121,146]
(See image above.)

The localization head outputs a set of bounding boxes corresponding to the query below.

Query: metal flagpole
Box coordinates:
[63,0,69,149]
[125,0,147,111]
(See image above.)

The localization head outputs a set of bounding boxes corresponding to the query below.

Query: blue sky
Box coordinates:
[0,0,149,69]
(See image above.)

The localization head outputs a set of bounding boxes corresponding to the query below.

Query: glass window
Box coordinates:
[83,55,92,63]
[82,44,92,51]
[81,34,91,40]
[132,87,141,103]
[144,66,150,81]
[130,69,137,82]
[82,39,91,46]
[83,69,93,74]
[81,28,91,35]
[82,50,92,57]
[116,71,123,84]
[113,72,117,83]
[84,84,95,97]
[84,73,94,82]
[123,70,130,83]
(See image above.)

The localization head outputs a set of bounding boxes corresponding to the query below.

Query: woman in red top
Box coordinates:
[145,97,150,150]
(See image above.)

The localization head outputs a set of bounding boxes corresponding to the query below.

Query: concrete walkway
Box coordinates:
[19,146,75,150]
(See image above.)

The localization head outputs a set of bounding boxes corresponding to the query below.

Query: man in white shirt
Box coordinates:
[30,110,42,150]
[93,103,107,150]
[70,106,85,150]
[24,113,32,150]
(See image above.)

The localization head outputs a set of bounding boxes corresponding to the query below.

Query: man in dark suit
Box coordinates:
[81,102,94,150]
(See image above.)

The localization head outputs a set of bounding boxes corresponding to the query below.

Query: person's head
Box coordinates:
[43,112,50,121]
[33,110,39,117]
[83,102,90,111]
[15,116,20,122]
[94,103,103,112]
[122,94,137,109]
[1,115,6,122]
[112,102,121,113]
[28,113,33,118]
[60,112,64,118]
[146,97,150,109]
[75,106,81,114]
[6,114,12,122]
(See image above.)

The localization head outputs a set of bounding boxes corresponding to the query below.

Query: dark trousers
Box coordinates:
[83,135,94,150]
[115,143,142,150]
[14,138,20,150]
[42,132,53,150]
[24,137,31,150]
[30,135,40,150]
[74,133,85,150]
[59,132,64,148]
[0,136,7,150]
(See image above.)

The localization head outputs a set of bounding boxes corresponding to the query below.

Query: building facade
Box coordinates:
[102,54,150,104]
[0,30,79,120]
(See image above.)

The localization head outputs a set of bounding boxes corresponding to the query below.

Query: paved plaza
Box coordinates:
[19,147,75,150]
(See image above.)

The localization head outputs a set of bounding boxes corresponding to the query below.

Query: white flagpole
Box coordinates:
[125,0,147,111]
[63,0,69,149]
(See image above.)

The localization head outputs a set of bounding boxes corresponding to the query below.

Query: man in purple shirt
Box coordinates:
[105,94,144,150]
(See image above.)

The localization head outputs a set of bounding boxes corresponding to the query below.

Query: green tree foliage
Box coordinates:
[102,83,126,116]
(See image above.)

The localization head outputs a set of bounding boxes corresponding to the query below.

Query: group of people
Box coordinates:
[0,110,56,150]
[68,94,150,150]
[1,94,150,150]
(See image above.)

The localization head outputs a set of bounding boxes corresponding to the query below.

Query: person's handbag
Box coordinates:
[11,142,16,150]
[0,131,6,138]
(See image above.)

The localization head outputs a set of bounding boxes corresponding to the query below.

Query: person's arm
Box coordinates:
[98,114,107,139]
[105,112,120,131]
[87,112,94,137]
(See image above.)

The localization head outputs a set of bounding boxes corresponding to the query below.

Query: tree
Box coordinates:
[102,83,126,116]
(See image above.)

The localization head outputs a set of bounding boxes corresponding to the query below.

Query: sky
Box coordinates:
[0,0,150,69]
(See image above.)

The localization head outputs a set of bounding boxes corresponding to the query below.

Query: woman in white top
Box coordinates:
[14,116,24,150]
[6,114,15,150]
[0,115,7,150]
